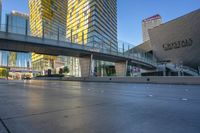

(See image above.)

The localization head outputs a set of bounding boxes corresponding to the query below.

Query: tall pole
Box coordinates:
[71,29,73,43]
[82,31,84,45]
[57,26,60,41]
[42,21,44,39]
[132,47,134,58]
[117,41,118,55]
[25,19,28,36]
[6,15,9,33]
[110,42,112,54]
[90,54,93,76]
[102,37,104,52]
[123,43,124,55]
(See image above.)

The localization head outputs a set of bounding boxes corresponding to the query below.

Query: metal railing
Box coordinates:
[166,64,199,76]
[0,23,157,67]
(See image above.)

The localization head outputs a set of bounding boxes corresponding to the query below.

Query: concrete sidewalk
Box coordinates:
[0,80,200,133]
[35,76,200,85]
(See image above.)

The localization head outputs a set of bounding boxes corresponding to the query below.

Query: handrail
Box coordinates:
[0,24,157,67]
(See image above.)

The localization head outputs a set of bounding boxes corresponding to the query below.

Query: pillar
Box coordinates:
[115,61,128,77]
[80,54,93,77]
[198,66,200,76]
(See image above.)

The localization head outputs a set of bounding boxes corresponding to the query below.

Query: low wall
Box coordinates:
[62,76,200,85]
[33,77,62,80]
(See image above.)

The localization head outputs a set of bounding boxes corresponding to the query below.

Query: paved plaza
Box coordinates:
[0,80,200,133]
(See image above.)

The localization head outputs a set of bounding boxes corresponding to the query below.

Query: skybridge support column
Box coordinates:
[80,54,93,77]
[115,60,128,77]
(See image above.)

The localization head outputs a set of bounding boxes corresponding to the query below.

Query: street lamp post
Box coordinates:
[123,43,125,55]
[42,21,45,39]
[57,26,60,41]
[82,31,84,45]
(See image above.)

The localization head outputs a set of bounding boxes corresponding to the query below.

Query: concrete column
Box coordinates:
[115,61,128,77]
[101,61,104,77]
[80,54,93,77]
[178,71,181,76]
[163,64,166,76]
[198,66,200,76]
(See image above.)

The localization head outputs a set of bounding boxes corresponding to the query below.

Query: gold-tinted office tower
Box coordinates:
[67,0,117,51]
[29,0,68,72]
[29,0,67,39]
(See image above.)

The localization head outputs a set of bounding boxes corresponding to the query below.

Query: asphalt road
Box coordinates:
[0,80,200,133]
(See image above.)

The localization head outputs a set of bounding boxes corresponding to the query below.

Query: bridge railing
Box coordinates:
[0,23,157,67]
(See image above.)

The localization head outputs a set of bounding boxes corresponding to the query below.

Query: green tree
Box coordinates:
[59,68,63,75]
[2,69,7,77]
[63,66,69,74]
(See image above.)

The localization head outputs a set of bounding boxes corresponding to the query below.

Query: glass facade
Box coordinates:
[29,0,82,77]
[0,50,82,79]
[67,0,117,51]
[0,0,118,78]
[6,11,29,35]
[29,0,70,75]
[0,0,2,25]
[0,11,32,79]
[29,0,67,40]
[66,0,117,77]
[0,50,32,80]
[5,11,30,68]
[0,51,31,68]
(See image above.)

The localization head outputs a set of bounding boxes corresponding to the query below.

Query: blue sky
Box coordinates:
[2,0,200,46]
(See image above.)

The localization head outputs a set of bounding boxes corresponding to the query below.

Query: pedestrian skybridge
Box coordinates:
[0,24,157,76]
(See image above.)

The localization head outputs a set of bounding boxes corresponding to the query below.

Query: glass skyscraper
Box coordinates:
[5,11,31,68]
[29,0,68,74]
[66,0,117,76]
[0,11,32,79]
[67,0,117,51]
[29,0,68,40]
[28,0,117,77]
[6,11,29,34]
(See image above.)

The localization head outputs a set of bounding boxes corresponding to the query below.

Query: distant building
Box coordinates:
[6,11,29,34]
[5,11,31,67]
[0,11,32,79]
[149,9,200,68]
[3,11,31,68]
[142,14,162,42]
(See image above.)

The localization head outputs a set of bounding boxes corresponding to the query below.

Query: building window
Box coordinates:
[76,12,79,18]
[77,20,80,29]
